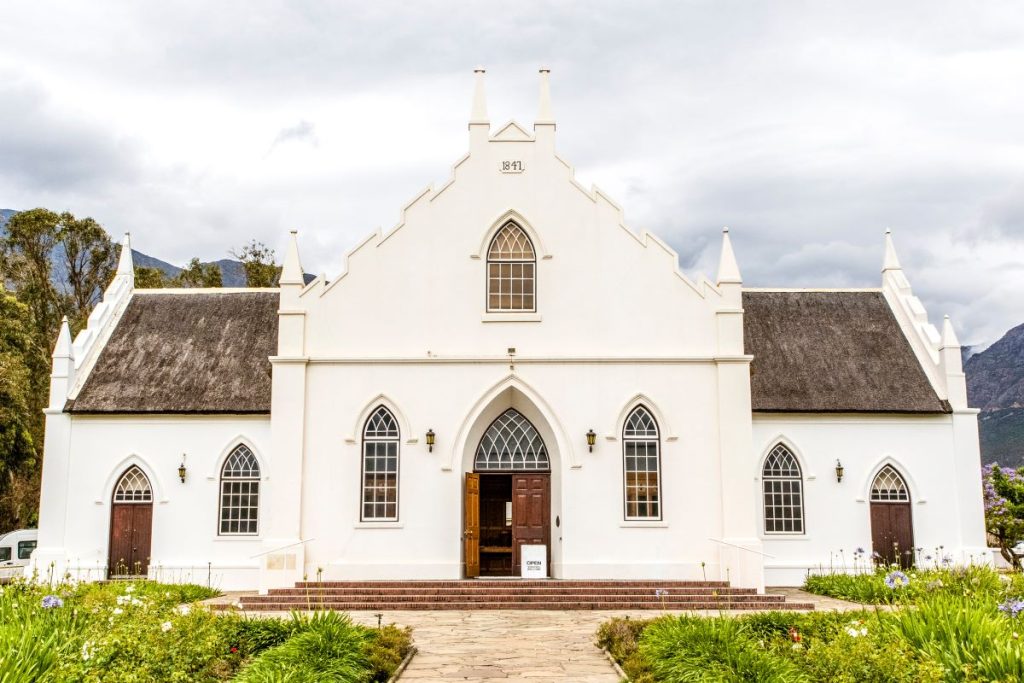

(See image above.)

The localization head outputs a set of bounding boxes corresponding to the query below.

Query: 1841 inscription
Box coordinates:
[500,161,525,174]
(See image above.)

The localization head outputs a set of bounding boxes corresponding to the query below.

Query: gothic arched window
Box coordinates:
[362,406,400,521]
[623,406,661,520]
[113,466,152,503]
[762,444,804,534]
[219,445,261,535]
[487,222,536,312]
[475,409,550,471]
[871,465,910,502]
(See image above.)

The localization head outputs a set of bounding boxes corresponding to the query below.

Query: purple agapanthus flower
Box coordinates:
[41,595,64,609]
[997,599,1024,618]
[884,571,910,589]
[854,547,865,555]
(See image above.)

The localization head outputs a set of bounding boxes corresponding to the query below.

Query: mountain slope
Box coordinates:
[967,323,1024,467]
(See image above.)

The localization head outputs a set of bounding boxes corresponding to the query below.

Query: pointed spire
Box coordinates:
[117,232,134,279]
[280,229,304,286]
[469,67,489,128]
[940,315,961,350]
[716,227,742,285]
[535,67,555,128]
[882,229,901,272]
[53,316,73,360]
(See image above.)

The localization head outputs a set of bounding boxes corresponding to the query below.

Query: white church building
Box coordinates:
[31,70,988,591]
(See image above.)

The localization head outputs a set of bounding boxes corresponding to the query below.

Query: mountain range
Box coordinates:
[2,208,1022,467]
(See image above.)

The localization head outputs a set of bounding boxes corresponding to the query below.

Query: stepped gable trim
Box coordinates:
[743,290,950,414]
[67,291,279,414]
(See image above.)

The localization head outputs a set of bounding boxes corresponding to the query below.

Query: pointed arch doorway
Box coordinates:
[464,409,551,578]
[869,465,915,569]
[108,466,154,577]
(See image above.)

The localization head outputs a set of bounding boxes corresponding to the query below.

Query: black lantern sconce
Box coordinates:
[178,455,187,484]
[586,429,597,452]
[426,429,436,453]
[835,459,844,483]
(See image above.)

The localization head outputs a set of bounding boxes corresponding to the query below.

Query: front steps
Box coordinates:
[236,580,815,611]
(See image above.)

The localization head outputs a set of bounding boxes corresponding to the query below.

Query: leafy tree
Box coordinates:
[0,289,45,528]
[59,214,116,330]
[982,464,1024,570]
[231,240,281,287]
[173,258,222,288]
[0,208,61,340]
[134,266,170,289]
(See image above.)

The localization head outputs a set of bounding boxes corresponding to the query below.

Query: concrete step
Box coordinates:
[243,592,784,605]
[232,600,815,611]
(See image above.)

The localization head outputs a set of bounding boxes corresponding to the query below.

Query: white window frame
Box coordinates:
[361,406,401,522]
[761,444,805,535]
[622,406,662,521]
[218,444,261,536]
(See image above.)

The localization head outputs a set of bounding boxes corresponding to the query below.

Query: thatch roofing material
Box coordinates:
[68,292,278,414]
[743,291,949,413]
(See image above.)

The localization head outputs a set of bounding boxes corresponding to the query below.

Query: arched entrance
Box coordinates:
[465,408,552,578]
[108,465,154,577]
[869,465,915,568]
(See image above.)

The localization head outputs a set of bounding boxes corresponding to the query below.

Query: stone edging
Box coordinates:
[388,645,417,682]
[602,647,630,682]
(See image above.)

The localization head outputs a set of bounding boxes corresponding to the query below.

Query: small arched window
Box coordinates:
[762,444,804,534]
[487,222,536,312]
[871,465,910,502]
[623,406,661,520]
[113,466,152,503]
[362,406,400,521]
[219,445,261,535]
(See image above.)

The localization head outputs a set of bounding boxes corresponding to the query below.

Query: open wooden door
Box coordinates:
[512,473,550,576]
[464,473,480,578]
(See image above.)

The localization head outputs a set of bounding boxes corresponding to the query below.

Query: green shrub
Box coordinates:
[235,612,373,683]
[804,565,1008,605]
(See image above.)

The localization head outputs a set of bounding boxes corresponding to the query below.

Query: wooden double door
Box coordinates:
[108,503,153,577]
[870,502,914,569]
[464,472,550,577]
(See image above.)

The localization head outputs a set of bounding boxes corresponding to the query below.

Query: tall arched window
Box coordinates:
[487,222,536,312]
[362,406,400,521]
[762,444,804,534]
[623,406,661,520]
[219,445,261,535]
[113,465,152,503]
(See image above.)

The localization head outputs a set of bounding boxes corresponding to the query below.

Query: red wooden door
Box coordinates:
[464,473,480,578]
[512,473,550,576]
[109,504,153,577]
[870,502,914,568]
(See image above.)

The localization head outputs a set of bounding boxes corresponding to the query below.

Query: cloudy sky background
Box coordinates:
[2,1,1023,346]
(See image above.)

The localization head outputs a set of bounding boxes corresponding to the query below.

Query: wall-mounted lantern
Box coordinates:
[178,455,187,483]
[426,429,436,453]
[835,459,844,483]
[586,429,597,452]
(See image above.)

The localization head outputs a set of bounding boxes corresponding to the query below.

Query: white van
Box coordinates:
[0,529,37,583]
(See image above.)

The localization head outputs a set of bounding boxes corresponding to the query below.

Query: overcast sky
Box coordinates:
[2,1,1023,346]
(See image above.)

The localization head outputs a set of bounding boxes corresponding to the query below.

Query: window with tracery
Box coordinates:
[219,445,261,535]
[362,406,400,521]
[762,444,804,534]
[487,222,536,312]
[623,406,661,520]
[871,465,910,502]
[113,466,152,503]
[475,409,550,471]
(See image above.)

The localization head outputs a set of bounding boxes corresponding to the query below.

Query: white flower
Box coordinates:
[161,621,172,632]
[116,595,129,605]
[176,604,191,616]
[130,598,142,606]
[112,607,123,615]
[81,641,93,661]
[124,584,135,593]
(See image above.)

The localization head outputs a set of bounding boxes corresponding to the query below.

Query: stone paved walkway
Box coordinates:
[206,588,859,682]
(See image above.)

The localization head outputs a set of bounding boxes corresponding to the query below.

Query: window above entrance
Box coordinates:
[487,222,536,312]
[475,409,550,471]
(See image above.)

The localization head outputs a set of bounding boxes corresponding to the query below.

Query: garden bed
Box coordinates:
[598,566,1024,682]
[0,579,412,682]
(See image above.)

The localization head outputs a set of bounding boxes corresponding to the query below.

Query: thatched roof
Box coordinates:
[68,291,278,414]
[743,291,949,413]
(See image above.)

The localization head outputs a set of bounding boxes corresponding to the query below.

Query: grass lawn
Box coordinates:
[598,566,1024,682]
[0,578,411,682]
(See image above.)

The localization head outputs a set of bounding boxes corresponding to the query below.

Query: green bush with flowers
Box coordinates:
[598,565,1024,682]
[0,578,411,682]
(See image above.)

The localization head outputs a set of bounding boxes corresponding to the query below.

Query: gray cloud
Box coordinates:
[1,1,1023,346]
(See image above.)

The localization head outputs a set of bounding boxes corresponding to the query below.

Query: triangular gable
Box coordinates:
[491,121,533,141]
